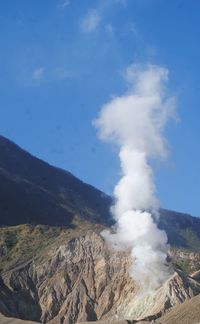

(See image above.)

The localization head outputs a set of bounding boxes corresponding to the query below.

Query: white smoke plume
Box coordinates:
[93,64,176,292]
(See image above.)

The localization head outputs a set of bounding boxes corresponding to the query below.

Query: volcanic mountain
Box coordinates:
[0,135,111,227]
[0,135,200,324]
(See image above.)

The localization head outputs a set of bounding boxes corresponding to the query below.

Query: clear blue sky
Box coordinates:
[0,0,200,216]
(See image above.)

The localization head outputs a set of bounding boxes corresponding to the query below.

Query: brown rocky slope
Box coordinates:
[0,224,134,323]
[1,136,200,323]
[1,221,200,324]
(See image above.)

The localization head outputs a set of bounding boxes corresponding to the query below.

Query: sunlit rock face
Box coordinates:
[119,269,200,321]
[1,136,200,324]
[0,231,135,323]
[1,229,200,324]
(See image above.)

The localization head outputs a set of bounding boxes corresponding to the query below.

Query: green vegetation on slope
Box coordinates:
[172,258,192,274]
[158,210,200,251]
[177,228,200,251]
[0,219,104,274]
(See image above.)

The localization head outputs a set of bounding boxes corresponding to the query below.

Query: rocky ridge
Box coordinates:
[1,136,200,323]
[1,227,200,324]
[0,230,135,323]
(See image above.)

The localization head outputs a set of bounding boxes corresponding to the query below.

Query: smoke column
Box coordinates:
[93,64,176,292]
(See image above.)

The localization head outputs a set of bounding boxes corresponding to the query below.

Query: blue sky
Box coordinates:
[0,0,200,216]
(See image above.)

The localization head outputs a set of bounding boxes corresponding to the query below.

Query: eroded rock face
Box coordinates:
[1,230,200,324]
[169,250,200,273]
[0,314,39,324]
[0,231,136,323]
[139,269,200,320]
[114,269,200,322]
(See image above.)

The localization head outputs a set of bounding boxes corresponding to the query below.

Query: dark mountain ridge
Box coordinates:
[0,135,111,226]
[0,135,200,252]
[1,135,200,324]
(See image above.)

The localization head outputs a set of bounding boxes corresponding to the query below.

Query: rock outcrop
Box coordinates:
[136,269,200,320]
[1,228,200,324]
[158,293,200,324]
[0,314,39,324]
[0,231,135,323]
[2,135,200,324]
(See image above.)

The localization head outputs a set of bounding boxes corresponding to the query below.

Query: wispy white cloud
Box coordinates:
[80,9,101,33]
[54,68,79,80]
[80,0,129,34]
[62,0,70,8]
[105,24,115,36]
[32,67,45,81]
[130,23,138,36]
[29,66,78,85]
[114,0,127,7]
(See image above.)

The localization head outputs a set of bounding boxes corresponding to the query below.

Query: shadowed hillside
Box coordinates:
[1,135,200,251]
[158,209,200,251]
[0,135,111,226]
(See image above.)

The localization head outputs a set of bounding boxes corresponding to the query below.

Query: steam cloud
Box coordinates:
[94,64,175,292]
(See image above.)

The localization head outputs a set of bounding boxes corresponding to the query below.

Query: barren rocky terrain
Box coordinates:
[1,221,200,324]
[1,135,200,324]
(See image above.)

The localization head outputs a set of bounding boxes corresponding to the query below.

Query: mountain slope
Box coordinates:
[0,315,39,324]
[1,134,200,275]
[1,135,200,247]
[1,135,200,323]
[0,228,134,323]
[1,226,200,324]
[159,293,200,324]
[158,209,200,251]
[0,135,111,226]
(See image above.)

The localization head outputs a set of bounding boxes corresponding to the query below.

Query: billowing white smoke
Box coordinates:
[93,64,175,292]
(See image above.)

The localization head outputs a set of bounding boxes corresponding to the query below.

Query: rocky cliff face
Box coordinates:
[0,230,135,323]
[1,136,200,324]
[132,269,200,321]
[158,293,200,324]
[1,228,200,324]
[169,249,200,273]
